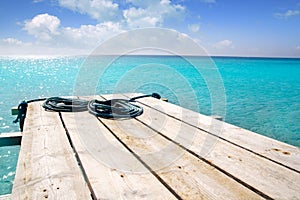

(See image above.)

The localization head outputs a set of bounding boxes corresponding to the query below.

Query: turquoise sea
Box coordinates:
[0,55,300,195]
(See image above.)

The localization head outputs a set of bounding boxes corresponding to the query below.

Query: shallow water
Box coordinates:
[0,145,20,195]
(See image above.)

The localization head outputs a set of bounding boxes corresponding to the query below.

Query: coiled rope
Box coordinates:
[88,93,161,119]
[42,97,89,112]
[14,93,161,131]
[88,99,143,119]
[28,93,161,119]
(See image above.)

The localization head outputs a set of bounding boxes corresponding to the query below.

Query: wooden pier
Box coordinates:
[11,94,300,199]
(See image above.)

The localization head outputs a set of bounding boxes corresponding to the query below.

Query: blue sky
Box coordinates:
[0,0,299,57]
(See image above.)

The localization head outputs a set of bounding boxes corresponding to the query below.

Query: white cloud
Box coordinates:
[1,0,188,55]
[123,7,160,28]
[22,13,123,50]
[58,0,121,22]
[61,21,123,48]
[296,46,300,50]
[188,24,200,32]
[0,38,34,55]
[24,14,61,40]
[213,40,233,49]
[1,38,25,46]
[123,0,185,28]
[57,0,185,29]
[274,10,300,19]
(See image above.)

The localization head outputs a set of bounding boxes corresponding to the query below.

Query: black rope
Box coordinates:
[42,97,88,112]
[27,98,46,103]
[14,93,161,130]
[88,93,161,119]
[129,93,161,102]
[88,99,143,119]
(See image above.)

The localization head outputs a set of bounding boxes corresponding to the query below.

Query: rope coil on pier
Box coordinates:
[88,93,161,119]
[88,99,143,119]
[42,97,89,112]
[14,93,161,130]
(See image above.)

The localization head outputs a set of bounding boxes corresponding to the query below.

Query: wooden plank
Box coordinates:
[0,132,22,147]
[124,93,300,173]
[99,94,264,200]
[11,102,91,199]
[121,94,300,199]
[61,97,177,199]
[0,132,22,138]
[0,194,11,200]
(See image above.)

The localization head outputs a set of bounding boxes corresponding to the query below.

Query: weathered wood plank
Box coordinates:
[0,132,22,138]
[100,94,263,200]
[0,194,11,200]
[61,97,177,200]
[124,93,300,173]
[120,94,300,199]
[11,102,91,199]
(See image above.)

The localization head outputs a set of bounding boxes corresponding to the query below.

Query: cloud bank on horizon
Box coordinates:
[0,0,299,57]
